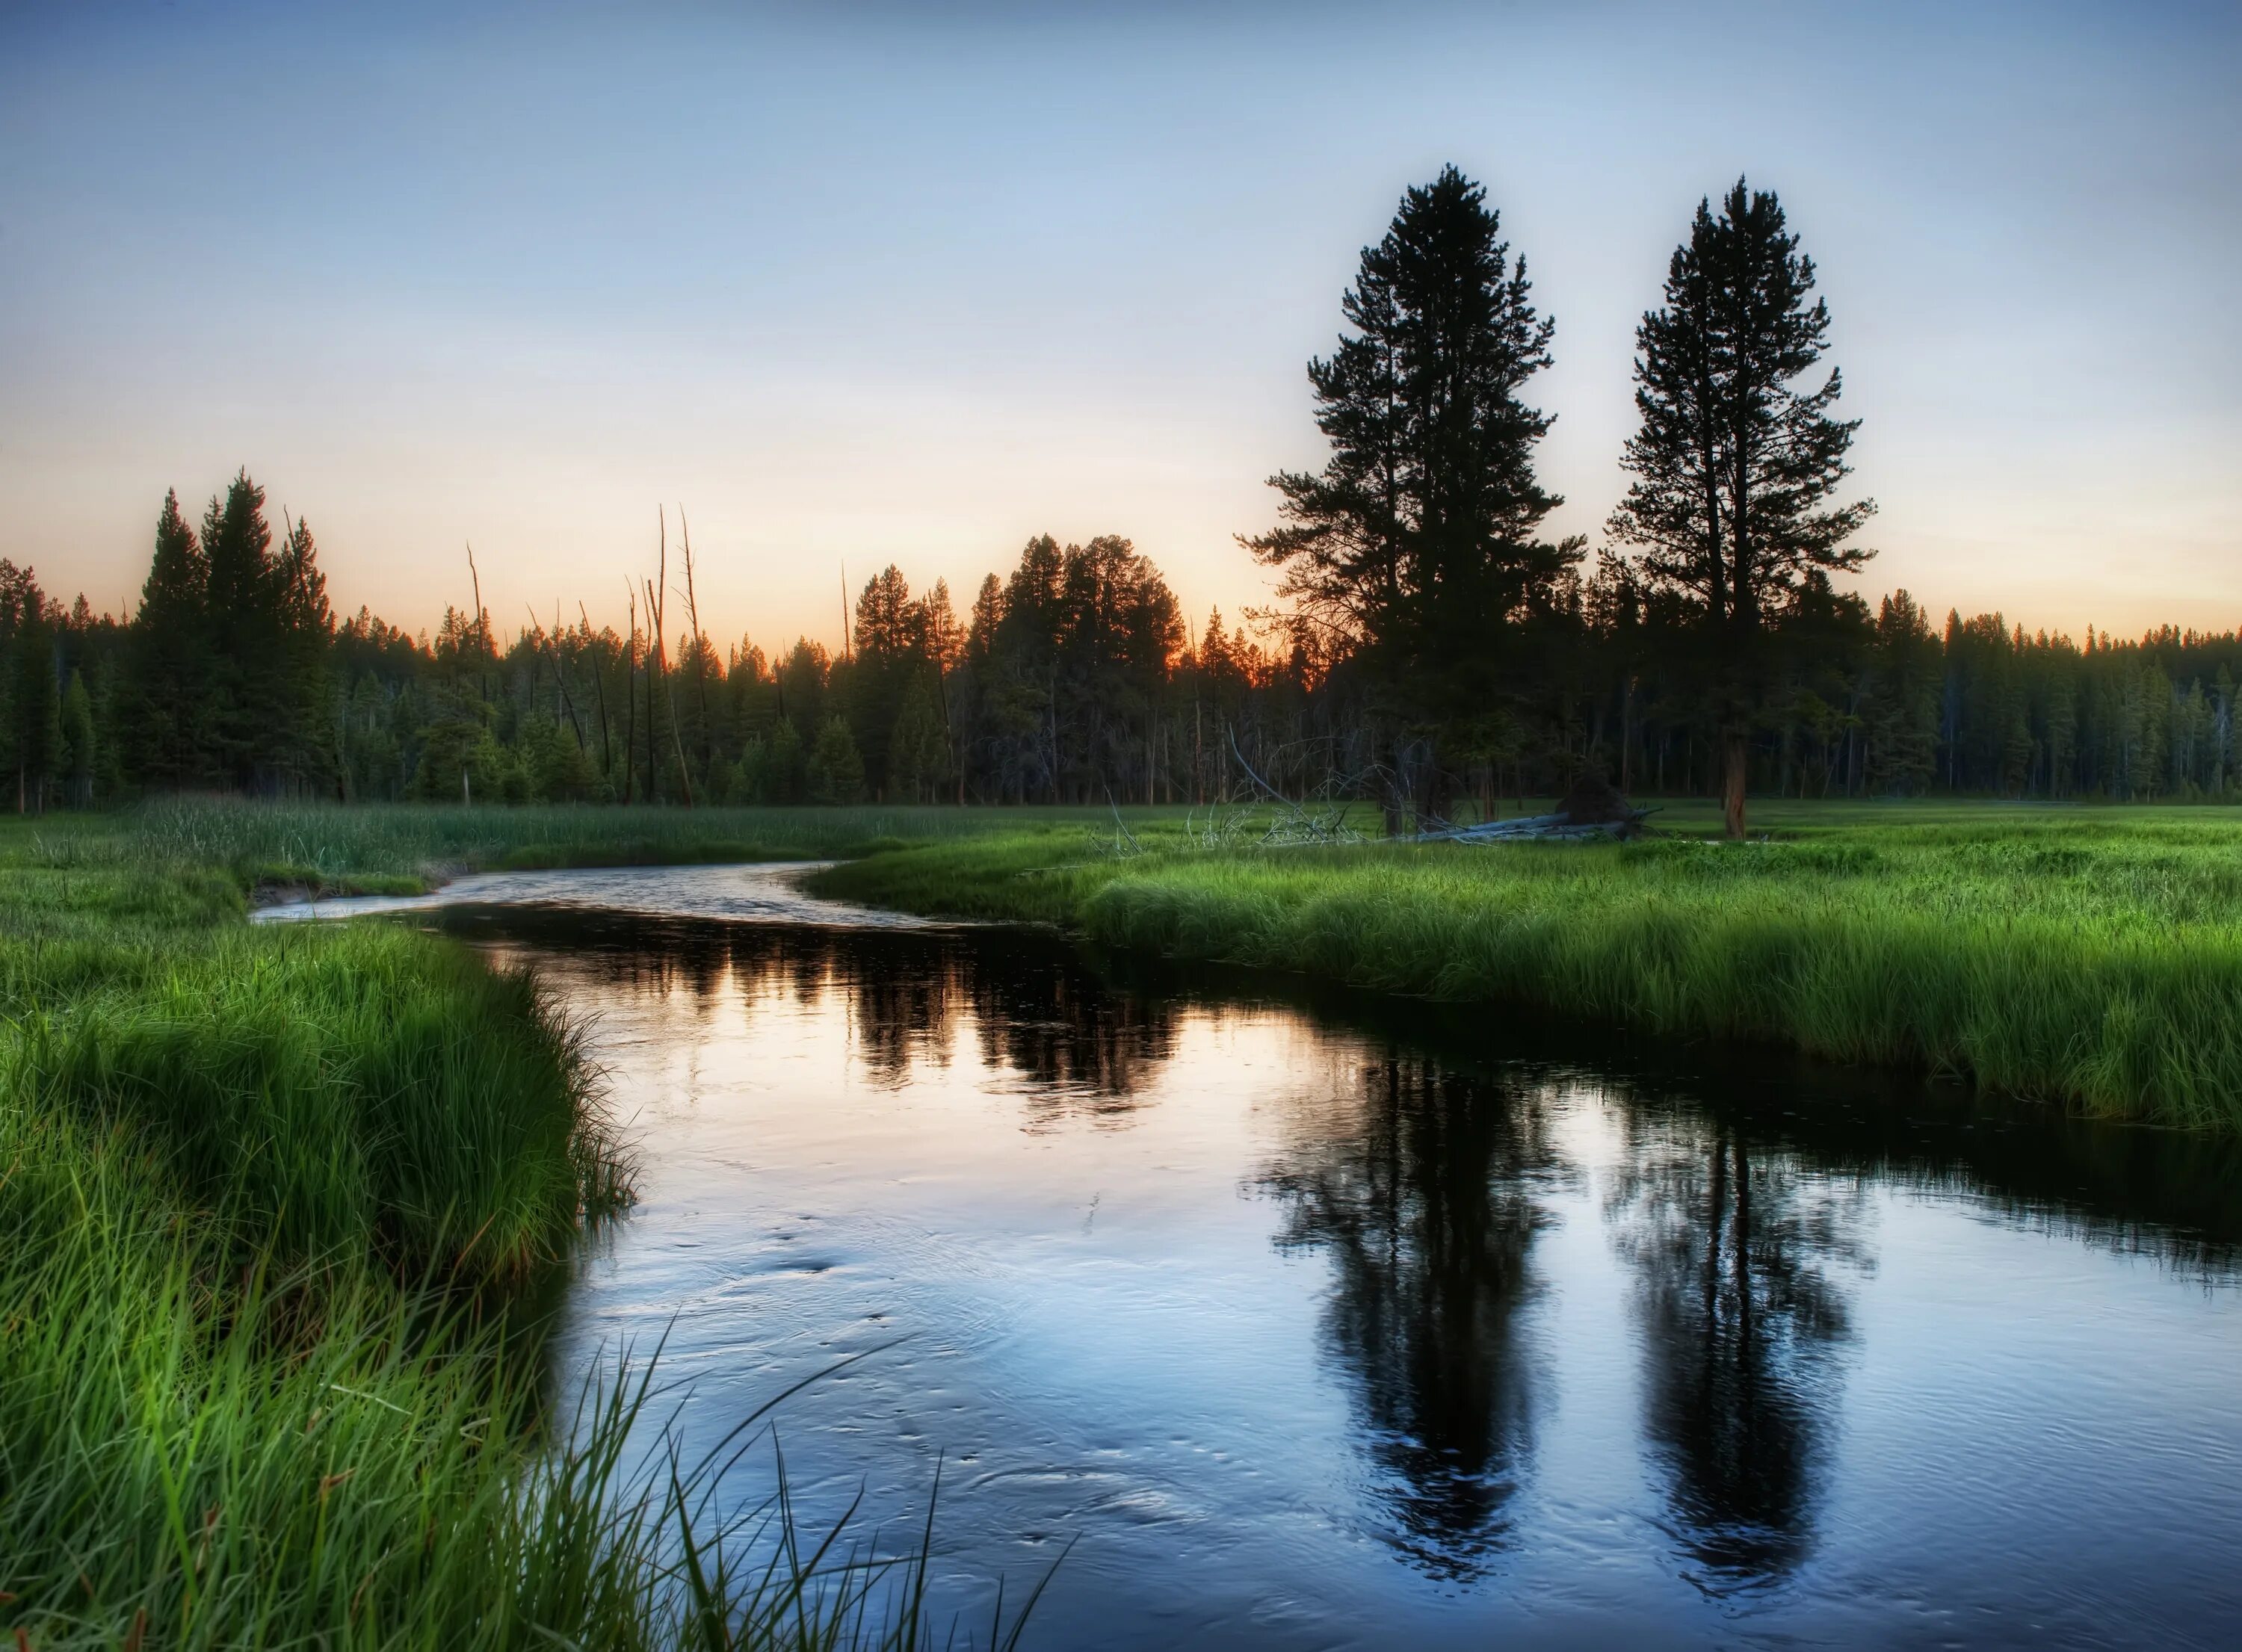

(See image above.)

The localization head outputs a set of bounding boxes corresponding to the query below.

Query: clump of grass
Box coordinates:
[7,925,624,1278]
[814,814,2242,1131]
[0,1102,1024,1649]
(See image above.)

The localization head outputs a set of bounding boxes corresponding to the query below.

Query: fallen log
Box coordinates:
[1413,774,1655,843]
[1415,809,1653,843]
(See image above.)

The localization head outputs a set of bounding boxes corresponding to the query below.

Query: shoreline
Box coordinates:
[806,825,2242,1134]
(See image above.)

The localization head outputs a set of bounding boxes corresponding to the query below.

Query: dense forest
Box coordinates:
[5,491,2235,817]
[4,172,2236,821]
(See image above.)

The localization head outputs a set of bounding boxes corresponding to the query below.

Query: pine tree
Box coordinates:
[806,716,865,804]
[342,671,402,801]
[526,712,596,802]
[274,513,338,793]
[60,668,94,806]
[199,471,286,789]
[1608,180,1875,835]
[1863,591,1939,794]
[981,537,1066,800]
[1246,165,1578,820]
[886,669,950,802]
[850,563,920,796]
[125,489,211,788]
[4,583,63,816]
[764,717,805,802]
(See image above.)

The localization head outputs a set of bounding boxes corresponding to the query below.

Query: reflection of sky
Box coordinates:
[5,2,2238,643]
[464,909,2242,1651]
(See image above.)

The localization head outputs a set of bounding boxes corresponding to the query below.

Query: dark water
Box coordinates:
[389,867,2239,1650]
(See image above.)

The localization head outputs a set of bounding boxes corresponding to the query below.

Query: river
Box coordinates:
[262,864,2242,1649]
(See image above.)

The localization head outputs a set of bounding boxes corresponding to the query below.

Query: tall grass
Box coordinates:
[0,1111,1015,1648]
[0,835,1044,1648]
[812,812,2242,1131]
[7,926,623,1276]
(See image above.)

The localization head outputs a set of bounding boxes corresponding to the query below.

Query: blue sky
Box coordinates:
[3,1,2236,646]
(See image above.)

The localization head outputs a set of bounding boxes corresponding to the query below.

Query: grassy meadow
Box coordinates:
[809,798,2242,1133]
[0,807,1048,1650]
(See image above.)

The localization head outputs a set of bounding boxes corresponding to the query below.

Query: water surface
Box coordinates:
[386,865,2238,1649]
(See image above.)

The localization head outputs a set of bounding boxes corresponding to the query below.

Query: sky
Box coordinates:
[3,0,2238,651]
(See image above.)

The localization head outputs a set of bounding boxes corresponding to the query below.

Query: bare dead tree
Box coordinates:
[579,600,614,780]
[623,579,640,805]
[649,509,694,807]
[525,604,587,749]
[466,541,492,701]
[678,507,713,779]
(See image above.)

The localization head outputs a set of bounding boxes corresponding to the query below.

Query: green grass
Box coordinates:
[809,803,2242,1132]
[27,796,1133,894]
[0,816,1050,1649]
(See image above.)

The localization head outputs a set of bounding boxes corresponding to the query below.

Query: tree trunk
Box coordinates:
[1619,673,1635,793]
[1421,749,1452,829]
[1722,728,1749,838]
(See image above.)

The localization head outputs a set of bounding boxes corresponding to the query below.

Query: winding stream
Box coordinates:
[263,864,2242,1649]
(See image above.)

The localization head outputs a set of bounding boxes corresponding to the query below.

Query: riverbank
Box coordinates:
[809,807,2242,1132]
[23,796,2241,1133]
[108,795,1126,896]
[0,812,1027,1648]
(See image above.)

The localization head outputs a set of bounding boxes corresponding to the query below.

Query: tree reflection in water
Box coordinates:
[1605,1114,1873,1593]
[464,912,1179,1122]
[1259,1051,1562,1578]
[745,924,1179,1117]
[455,906,2235,1607]
[963,947,1178,1124]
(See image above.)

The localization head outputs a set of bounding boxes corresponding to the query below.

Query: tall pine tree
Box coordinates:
[0,560,58,811]
[1247,165,1576,821]
[125,489,211,788]
[274,511,338,793]
[1607,179,1874,836]
[200,471,282,790]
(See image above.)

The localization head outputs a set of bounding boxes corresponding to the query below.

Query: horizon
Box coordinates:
[4,1,2238,649]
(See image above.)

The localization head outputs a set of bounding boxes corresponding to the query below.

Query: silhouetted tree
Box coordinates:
[274,513,338,792]
[1608,180,1874,836]
[0,561,61,812]
[1247,165,1578,822]
[1863,591,1941,793]
[200,471,281,789]
[124,490,211,788]
[60,668,95,807]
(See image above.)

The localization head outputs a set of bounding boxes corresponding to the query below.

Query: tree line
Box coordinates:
[4,169,2236,823]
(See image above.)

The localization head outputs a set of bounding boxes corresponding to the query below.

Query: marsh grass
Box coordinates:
[55,796,1134,893]
[0,825,1049,1649]
[812,808,2242,1131]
